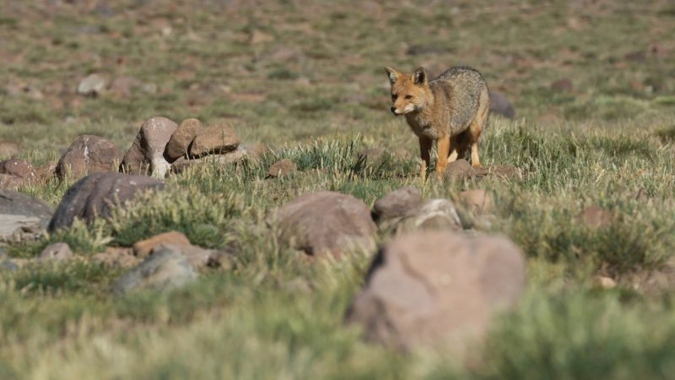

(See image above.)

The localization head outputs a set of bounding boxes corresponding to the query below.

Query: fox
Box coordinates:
[384,65,490,177]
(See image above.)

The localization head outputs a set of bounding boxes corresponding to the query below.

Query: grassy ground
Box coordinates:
[2,0,675,378]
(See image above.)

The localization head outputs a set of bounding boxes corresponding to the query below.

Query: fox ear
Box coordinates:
[384,66,399,84]
[413,67,427,85]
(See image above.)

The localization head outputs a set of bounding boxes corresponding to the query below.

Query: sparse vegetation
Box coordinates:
[2,0,675,378]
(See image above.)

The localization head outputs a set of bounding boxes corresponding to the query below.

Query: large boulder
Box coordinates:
[55,135,121,180]
[346,231,526,353]
[272,191,377,258]
[48,172,165,232]
[120,117,178,178]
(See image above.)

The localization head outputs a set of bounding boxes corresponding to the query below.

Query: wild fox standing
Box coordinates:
[385,65,490,177]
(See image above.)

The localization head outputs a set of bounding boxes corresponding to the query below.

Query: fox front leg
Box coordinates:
[418,136,432,179]
[436,135,450,174]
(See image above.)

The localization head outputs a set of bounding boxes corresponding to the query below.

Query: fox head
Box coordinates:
[384,66,429,116]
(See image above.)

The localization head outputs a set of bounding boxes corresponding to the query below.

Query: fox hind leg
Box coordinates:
[468,104,489,168]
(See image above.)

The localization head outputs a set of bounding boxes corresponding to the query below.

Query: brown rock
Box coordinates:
[48,172,165,232]
[272,191,377,258]
[0,174,23,190]
[164,118,203,162]
[55,135,121,181]
[239,142,268,160]
[132,231,191,258]
[459,189,493,214]
[39,242,73,261]
[372,186,423,224]
[170,148,246,175]
[0,159,37,182]
[189,124,240,157]
[444,159,475,180]
[345,231,526,353]
[120,117,178,178]
[267,158,296,178]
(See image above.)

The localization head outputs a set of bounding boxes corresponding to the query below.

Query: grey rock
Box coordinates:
[120,117,178,178]
[48,172,164,232]
[112,246,198,295]
[272,191,377,258]
[77,74,107,96]
[489,92,516,119]
[0,189,53,229]
[39,242,73,261]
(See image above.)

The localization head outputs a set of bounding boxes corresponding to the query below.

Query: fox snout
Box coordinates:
[390,106,401,116]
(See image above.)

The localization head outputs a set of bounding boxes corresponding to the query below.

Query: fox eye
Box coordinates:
[391,94,397,101]
[404,95,413,100]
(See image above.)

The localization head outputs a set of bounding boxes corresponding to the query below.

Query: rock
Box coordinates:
[372,186,423,224]
[0,159,36,182]
[396,199,463,233]
[35,161,58,182]
[577,206,613,228]
[39,242,73,261]
[345,231,526,353]
[0,189,54,230]
[120,117,178,178]
[77,74,107,96]
[132,231,191,258]
[48,172,165,232]
[92,247,139,268]
[239,142,268,160]
[108,76,142,98]
[489,92,516,119]
[0,214,43,241]
[459,189,493,214]
[189,124,240,157]
[0,141,21,158]
[550,78,573,93]
[444,159,475,180]
[593,275,617,289]
[111,246,198,295]
[169,148,246,175]
[0,174,23,190]
[267,158,296,178]
[164,118,203,162]
[272,191,377,258]
[55,135,121,180]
